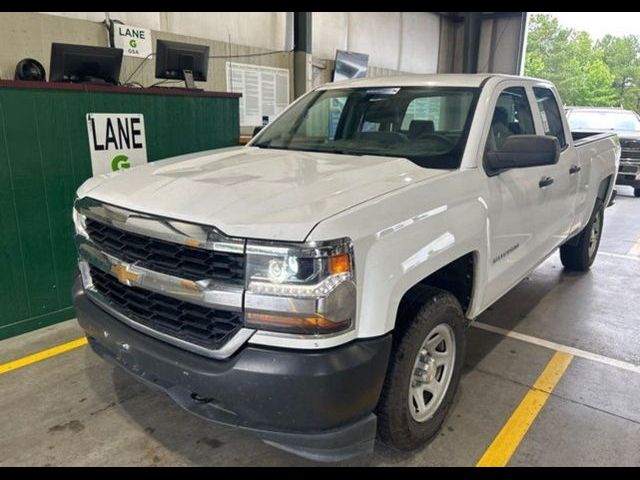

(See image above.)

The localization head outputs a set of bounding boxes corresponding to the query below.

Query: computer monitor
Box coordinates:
[49,43,123,85]
[333,50,369,82]
[155,40,209,85]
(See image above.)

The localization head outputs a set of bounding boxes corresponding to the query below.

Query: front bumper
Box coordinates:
[72,276,392,462]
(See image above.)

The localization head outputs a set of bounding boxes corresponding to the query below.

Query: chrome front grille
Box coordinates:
[621,149,640,161]
[619,140,640,162]
[85,218,245,285]
[75,197,253,358]
[620,164,639,174]
[90,266,244,350]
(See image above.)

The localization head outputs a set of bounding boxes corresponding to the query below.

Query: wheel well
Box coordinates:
[397,252,475,323]
[565,176,612,247]
[597,175,613,202]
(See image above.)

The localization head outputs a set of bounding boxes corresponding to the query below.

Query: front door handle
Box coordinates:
[569,164,581,175]
[539,176,554,188]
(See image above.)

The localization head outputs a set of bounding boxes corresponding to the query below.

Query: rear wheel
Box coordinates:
[376,286,466,450]
[634,187,640,198]
[560,200,604,271]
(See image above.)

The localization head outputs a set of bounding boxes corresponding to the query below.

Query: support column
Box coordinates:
[516,12,529,75]
[462,12,482,73]
[293,11,312,98]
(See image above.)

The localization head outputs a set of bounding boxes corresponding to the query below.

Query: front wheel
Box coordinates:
[634,187,640,198]
[560,200,604,271]
[376,286,466,450]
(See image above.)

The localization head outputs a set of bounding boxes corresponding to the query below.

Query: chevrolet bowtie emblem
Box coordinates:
[110,264,139,285]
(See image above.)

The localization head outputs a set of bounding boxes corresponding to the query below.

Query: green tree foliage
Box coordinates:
[597,35,640,110]
[525,14,640,110]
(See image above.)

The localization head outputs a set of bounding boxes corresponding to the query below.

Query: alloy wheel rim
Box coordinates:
[588,211,601,258]
[408,323,456,422]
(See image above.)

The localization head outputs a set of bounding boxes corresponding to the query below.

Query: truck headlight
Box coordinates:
[244,238,355,334]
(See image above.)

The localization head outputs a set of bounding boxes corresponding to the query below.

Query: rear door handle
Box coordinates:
[539,176,554,188]
[569,164,581,175]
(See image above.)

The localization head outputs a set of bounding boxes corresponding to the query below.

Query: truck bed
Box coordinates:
[572,130,617,146]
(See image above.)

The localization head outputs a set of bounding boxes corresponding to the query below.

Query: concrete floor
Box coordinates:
[1,187,639,466]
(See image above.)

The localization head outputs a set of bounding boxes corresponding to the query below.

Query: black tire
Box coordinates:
[560,199,604,271]
[634,187,640,198]
[376,285,466,451]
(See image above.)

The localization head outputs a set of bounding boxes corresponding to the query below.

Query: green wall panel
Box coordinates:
[0,84,239,340]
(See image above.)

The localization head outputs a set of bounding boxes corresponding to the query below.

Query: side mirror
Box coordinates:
[486,135,560,175]
[252,126,263,138]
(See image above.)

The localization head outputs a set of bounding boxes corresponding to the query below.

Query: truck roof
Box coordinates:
[319,73,549,90]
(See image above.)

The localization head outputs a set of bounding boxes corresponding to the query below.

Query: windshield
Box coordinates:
[567,110,640,131]
[251,86,479,169]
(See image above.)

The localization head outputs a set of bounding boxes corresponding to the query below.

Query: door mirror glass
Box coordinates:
[486,135,560,174]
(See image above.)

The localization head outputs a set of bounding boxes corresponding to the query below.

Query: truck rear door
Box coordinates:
[530,85,580,247]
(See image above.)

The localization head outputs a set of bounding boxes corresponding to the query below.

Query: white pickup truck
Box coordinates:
[72,74,619,462]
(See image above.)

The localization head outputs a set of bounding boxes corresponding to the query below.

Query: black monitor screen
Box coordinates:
[155,40,209,82]
[333,50,369,82]
[49,43,123,84]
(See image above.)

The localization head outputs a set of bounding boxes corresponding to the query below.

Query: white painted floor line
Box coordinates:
[471,321,640,375]
[599,251,640,261]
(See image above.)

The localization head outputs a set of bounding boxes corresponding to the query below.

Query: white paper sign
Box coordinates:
[86,113,147,175]
[113,24,152,58]
[226,62,290,126]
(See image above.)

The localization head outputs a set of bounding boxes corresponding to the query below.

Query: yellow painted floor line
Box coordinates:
[476,351,573,467]
[0,337,88,375]
[628,237,640,257]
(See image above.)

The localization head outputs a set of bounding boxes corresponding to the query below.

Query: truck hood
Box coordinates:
[78,146,446,241]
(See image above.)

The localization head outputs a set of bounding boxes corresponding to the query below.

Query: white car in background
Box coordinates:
[566,106,639,197]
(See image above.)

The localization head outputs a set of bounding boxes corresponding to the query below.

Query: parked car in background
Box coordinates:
[72,75,619,461]
[566,106,640,197]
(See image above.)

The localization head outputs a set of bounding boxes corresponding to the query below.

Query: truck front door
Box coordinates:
[480,84,560,307]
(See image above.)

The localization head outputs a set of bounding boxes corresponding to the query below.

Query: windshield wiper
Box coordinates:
[293,145,365,156]
[252,142,369,156]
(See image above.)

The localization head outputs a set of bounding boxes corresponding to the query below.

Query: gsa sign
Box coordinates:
[113,24,152,59]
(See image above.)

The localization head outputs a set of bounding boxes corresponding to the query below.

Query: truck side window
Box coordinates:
[533,87,567,148]
[486,87,536,153]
